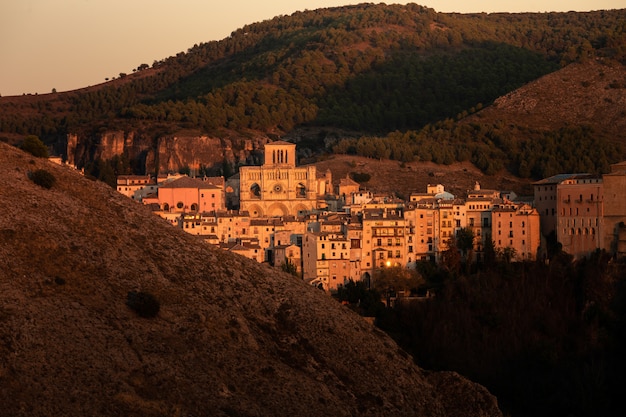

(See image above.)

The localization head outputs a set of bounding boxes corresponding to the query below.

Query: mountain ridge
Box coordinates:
[1,3,625,182]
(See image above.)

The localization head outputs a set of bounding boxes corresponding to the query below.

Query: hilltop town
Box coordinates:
[116,141,626,293]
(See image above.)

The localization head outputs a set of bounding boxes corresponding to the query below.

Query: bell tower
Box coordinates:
[264,141,296,168]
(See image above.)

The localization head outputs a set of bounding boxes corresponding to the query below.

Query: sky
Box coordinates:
[1,1,623,96]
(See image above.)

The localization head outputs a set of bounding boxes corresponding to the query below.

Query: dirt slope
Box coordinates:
[0,142,501,416]
[311,154,531,198]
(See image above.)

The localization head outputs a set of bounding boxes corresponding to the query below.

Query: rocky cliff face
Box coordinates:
[0,141,502,417]
[64,130,267,175]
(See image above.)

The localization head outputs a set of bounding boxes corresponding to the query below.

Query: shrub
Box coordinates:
[126,291,160,318]
[29,169,56,189]
[349,171,371,183]
[20,135,48,158]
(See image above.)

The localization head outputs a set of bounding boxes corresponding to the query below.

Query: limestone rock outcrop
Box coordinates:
[63,130,267,175]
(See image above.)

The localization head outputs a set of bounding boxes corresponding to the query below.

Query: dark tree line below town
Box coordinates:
[339,247,626,417]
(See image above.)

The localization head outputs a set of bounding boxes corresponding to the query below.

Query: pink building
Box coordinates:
[555,175,604,258]
[157,176,224,213]
[492,204,541,261]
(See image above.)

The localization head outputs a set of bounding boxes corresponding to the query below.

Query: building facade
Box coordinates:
[239,141,323,217]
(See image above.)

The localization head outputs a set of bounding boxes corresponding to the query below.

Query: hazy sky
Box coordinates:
[1,1,623,96]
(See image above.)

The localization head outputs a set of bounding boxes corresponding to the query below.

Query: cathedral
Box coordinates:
[239,141,329,217]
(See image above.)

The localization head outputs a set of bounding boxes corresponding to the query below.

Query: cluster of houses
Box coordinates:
[117,141,626,292]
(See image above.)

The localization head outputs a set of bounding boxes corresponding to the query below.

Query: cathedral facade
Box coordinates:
[239,141,327,217]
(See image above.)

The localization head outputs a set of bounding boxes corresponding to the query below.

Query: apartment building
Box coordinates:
[533,174,587,237]
[272,243,302,274]
[601,162,626,256]
[220,238,263,263]
[492,203,541,261]
[362,208,407,279]
[116,175,157,200]
[555,175,604,257]
[302,231,350,291]
[404,201,437,264]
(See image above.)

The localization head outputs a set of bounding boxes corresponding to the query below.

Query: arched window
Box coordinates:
[250,183,261,198]
[191,203,198,212]
[163,203,170,212]
[296,183,306,198]
[176,201,184,209]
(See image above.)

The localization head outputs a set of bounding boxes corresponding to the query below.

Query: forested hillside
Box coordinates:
[1,3,625,180]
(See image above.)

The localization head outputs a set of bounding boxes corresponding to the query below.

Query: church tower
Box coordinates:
[264,141,296,168]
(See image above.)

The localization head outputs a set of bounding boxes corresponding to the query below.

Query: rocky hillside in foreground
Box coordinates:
[0,141,501,417]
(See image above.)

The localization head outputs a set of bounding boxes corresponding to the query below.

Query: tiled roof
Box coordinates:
[159,176,220,189]
[532,173,593,185]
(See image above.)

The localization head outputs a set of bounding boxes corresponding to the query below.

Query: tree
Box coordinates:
[126,291,160,318]
[280,257,299,277]
[372,266,425,295]
[20,135,48,158]
[498,246,517,263]
[336,279,383,317]
[29,169,56,189]
[456,227,475,262]
[441,236,461,276]
[483,235,497,267]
